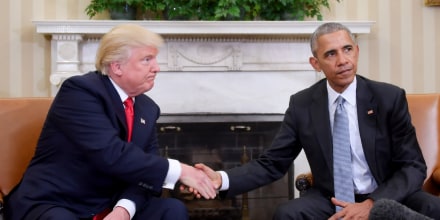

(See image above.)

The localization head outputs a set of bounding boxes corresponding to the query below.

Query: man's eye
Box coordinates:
[325,52,335,57]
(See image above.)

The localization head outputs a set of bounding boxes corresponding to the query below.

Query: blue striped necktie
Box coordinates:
[333,96,355,211]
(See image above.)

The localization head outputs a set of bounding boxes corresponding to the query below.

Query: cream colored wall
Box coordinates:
[0,0,92,97]
[325,0,440,93]
[0,0,439,97]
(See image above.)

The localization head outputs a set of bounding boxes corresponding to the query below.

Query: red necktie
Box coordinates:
[124,97,134,142]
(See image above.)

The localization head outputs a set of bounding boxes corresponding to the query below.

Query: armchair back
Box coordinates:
[0,98,52,212]
[407,94,440,196]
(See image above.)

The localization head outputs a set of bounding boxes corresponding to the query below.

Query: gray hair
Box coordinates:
[310,22,356,57]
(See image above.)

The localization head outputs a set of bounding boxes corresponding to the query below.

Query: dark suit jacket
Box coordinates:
[5,72,169,220]
[224,75,427,202]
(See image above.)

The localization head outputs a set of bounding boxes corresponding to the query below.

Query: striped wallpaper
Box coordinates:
[0,0,439,97]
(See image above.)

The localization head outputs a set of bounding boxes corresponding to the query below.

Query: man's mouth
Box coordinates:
[337,68,351,75]
[146,75,155,81]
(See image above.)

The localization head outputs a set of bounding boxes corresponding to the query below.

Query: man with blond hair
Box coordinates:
[4,24,217,220]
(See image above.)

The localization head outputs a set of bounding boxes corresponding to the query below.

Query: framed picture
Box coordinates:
[425,0,440,6]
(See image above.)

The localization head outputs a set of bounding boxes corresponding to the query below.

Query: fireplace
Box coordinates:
[156,114,290,220]
[33,20,373,219]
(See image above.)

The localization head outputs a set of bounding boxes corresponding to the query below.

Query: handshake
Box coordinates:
[178,163,221,199]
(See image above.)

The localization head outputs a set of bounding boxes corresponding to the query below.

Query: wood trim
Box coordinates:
[425,0,440,6]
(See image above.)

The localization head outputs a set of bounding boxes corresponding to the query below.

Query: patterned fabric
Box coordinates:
[333,96,355,211]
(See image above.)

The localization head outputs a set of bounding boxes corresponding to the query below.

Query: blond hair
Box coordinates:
[95,24,164,75]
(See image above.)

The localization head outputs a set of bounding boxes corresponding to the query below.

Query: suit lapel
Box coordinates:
[310,83,334,171]
[101,74,129,135]
[101,74,152,145]
[131,99,150,145]
[310,76,379,173]
[356,76,378,172]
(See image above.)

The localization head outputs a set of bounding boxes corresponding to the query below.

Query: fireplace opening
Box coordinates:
[157,114,294,220]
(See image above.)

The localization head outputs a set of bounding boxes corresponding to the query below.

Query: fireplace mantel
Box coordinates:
[34,20,373,36]
[33,20,374,114]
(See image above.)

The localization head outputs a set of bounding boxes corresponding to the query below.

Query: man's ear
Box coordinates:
[109,62,123,76]
[309,57,321,72]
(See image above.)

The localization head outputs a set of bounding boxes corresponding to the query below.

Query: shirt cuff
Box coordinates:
[218,171,229,191]
[163,159,181,189]
[115,199,136,219]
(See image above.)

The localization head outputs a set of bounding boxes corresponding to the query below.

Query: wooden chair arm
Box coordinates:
[0,193,3,214]
[295,172,313,196]
[432,168,440,186]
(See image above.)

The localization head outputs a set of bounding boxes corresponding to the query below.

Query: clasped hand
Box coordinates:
[179,163,222,200]
[179,163,221,199]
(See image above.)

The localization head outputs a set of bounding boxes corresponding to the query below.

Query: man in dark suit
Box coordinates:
[4,24,217,220]
[196,22,440,219]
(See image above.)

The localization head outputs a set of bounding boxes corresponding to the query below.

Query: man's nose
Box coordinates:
[336,53,349,65]
[151,59,160,72]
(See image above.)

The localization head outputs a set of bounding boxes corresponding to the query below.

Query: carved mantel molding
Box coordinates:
[34,20,374,36]
[33,20,374,113]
